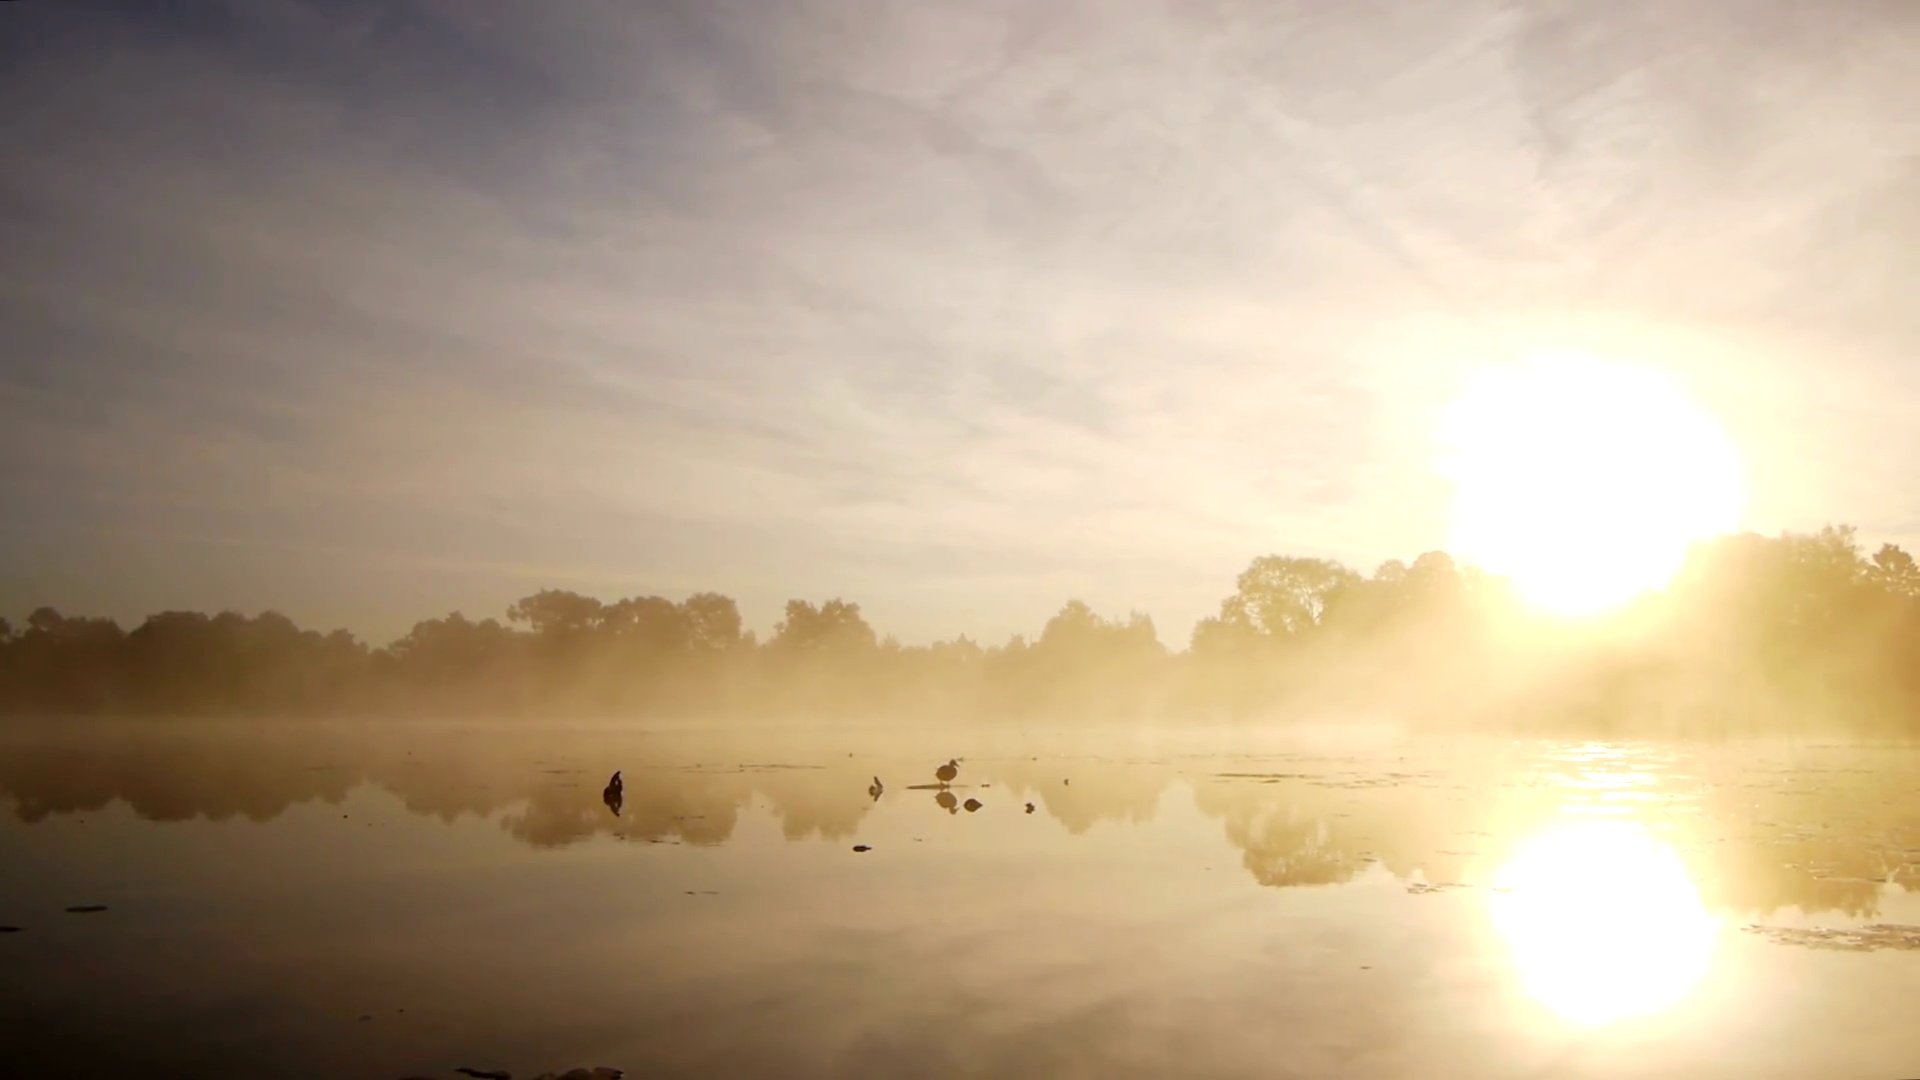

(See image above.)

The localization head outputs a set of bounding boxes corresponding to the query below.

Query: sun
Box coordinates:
[1437,351,1744,616]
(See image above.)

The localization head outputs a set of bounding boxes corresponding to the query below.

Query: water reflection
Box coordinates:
[3,722,1920,1076]
[0,724,1913,924]
[1490,820,1720,1025]
[4,724,1917,1078]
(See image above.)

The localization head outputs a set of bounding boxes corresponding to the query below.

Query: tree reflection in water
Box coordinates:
[0,725,1912,922]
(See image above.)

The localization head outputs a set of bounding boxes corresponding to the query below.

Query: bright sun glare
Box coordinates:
[1490,820,1720,1026]
[1439,352,1744,616]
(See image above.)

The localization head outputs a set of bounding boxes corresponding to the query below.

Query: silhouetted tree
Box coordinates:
[4,523,1920,729]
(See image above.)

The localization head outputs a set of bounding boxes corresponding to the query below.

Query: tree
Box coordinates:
[1217,556,1360,640]
[600,596,689,652]
[681,592,745,652]
[1869,543,1920,599]
[388,612,523,683]
[770,599,877,654]
[506,590,604,639]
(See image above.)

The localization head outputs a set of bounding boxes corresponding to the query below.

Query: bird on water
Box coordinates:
[602,770,624,816]
[867,776,884,801]
[935,759,959,787]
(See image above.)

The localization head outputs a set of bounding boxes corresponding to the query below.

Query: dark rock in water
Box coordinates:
[456,1069,513,1080]
[65,905,107,914]
[852,844,872,852]
[963,798,982,812]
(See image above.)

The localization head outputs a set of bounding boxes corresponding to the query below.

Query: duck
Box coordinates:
[602,770,623,803]
[962,797,982,813]
[935,759,959,787]
[867,776,884,801]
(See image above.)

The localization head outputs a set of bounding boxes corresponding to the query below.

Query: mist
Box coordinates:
[4,523,1915,736]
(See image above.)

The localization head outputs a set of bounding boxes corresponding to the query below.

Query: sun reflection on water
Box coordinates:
[1490,819,1720,1026]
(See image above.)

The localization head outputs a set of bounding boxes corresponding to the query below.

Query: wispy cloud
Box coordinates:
[1,0,1914,643]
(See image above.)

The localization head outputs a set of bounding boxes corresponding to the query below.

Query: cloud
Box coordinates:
[0,0,1915,644]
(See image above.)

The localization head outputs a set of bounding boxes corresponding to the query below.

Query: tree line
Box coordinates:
[2,524,1917,731]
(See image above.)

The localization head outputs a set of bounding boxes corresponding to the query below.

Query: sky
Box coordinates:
[1,0,1915,647]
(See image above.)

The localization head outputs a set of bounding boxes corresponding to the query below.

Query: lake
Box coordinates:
[2,720,1918,1079]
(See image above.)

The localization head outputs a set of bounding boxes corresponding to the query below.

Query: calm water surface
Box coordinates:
[2,721,1918,1078]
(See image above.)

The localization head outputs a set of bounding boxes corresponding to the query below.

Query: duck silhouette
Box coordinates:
[935,759,959,787]
[935,790,958,815]
[962,797,982,813]
[602,770,624,816]
[867,776,884,801]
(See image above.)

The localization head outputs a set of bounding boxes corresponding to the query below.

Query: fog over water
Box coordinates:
[3,720,1917,1078]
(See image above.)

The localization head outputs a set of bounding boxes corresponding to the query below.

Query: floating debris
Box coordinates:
[531,1069,623,1080]
[64,905,107,914]
[1025,802,1035,814]
[852,845,872,853]
[1743,923,1920,952]
[455,1069,512,1080]
[963,798,982,813]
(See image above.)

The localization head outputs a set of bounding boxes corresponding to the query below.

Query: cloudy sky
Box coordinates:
[1,0,1914,645]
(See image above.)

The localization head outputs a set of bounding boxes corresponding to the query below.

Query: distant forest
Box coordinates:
[3,525,1918,732]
